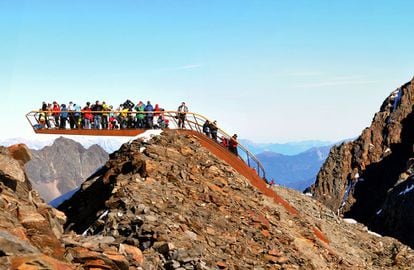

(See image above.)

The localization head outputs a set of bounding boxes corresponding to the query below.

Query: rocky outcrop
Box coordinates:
[311,77,414,247]
[56,130,414,269]
[25,136,108,202]
[370,162,414,247]
[0,144,72,269]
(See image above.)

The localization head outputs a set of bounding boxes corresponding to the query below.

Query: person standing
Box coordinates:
[73,103,82,128]
[59,104,68,129]
[67,101,76,129]
[177,101,188,128]
[144,101,154,129]
[41,102,51,128]
[210,120,218,142]
[135,101,145,128]
[52,101,60,127]
[102,101,110,129]
[91,100,103,129]
[46,103,54,128]
[202,120,211,137]
[229,134,238,156]
[82,102,92,129]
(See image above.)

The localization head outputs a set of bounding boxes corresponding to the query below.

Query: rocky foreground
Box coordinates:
[1,131,414,269]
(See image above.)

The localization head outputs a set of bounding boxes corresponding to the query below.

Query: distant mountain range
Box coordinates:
[240,139,333,155]
[257,145,331,191]
[25,137,109,202]
[0,135,129,153]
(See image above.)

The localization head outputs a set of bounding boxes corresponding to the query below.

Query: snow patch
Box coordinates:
[128,129,163,144]
[398,184,414,196]
[393,88,402,111]
[340,181,353,208]
[367,230,382,237]
[82,210,109,236]
[343,218,358,224]
[304,192,313,197]
[99,210,109,220]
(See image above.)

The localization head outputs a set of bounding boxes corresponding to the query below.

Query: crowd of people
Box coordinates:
[35,99,176,130]
[35,99,239,156]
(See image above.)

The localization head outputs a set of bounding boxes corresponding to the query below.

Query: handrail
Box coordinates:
[26,110,266,180]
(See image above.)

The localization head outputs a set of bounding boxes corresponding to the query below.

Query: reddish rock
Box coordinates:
[103,250,129,270]
[268,248,282,256]
[10,254,74,270]
[7,144,31,165]
[261,229,271,238]
[119,244,144,265]
[264,254,279,263]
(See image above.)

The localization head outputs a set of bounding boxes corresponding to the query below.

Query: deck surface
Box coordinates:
[34,128,147,137]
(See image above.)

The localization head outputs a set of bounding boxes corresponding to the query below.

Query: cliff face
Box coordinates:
[0,144,70,269]
[25,136,108,202]
[311,77,414,247]
[56,130,414,269]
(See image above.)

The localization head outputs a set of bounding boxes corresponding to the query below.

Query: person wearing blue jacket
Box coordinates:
[144,101,154,128]
[60,104,68,129]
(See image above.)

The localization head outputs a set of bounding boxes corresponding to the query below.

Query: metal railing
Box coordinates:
[26,110,266,180]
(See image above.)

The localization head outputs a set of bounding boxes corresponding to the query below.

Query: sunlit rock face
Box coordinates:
[25,136,108,202]
[56,130,414,269]
[311,77,414,247]
[0,144,70,269]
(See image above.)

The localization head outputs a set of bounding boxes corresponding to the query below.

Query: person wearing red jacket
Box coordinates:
[52,101,60,127]
[229,134,238,156]
[82,102,93,129]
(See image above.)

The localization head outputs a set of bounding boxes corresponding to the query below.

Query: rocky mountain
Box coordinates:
[0,135,128,153]
[52,130,414,269]
[257,146,330,191]
[311,77,414,248]
[25,136,109,202]
[0,144,71,268]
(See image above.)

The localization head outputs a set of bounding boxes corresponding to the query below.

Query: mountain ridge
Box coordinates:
[53,130,414,269]
[240,139,332,155]
[25,136,109,202]
[311,77,414,248]
[257,145,330,191]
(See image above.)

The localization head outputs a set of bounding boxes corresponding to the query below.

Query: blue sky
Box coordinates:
[1,1,414,142]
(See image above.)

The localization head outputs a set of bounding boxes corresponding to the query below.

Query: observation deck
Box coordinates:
[26,110,266,180]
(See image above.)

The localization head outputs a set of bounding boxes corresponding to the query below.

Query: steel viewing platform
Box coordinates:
[26,110,266,180]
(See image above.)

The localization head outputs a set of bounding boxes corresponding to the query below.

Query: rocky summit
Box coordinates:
[25,136,108,202]
[54,129,414,269]
[2,129,414,269]
[311,77,414,248]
